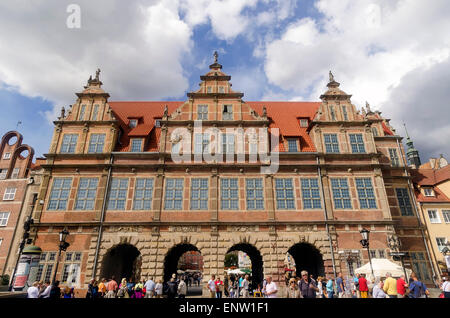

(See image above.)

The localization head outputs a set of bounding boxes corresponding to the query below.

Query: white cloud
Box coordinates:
[0,0,193,122]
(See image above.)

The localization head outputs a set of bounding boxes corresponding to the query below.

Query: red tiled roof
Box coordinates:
[415,187,450,203]
[108,101,320,152]
[412,165,450,186]
[382,122,394,136]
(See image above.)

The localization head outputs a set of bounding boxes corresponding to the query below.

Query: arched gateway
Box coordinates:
[163,243,201,283]
[100,244,142,282]
[287,242,325,278]
[226,243,264,288]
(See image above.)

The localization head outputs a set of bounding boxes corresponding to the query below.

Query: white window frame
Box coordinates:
[423,188,434,197]
[11,168,19,179]
[0,169,8,180]
[428,210,441,224]
[3,188,16,201]
[287,138,298,152]
[0,212,10,226]
[130,139,143,152]
[129,119,138,128]
[442,210,450,223]
[436,237,448,252]
[299,119,308,128]
[3,152,11,160]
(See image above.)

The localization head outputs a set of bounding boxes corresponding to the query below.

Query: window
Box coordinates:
[443,210,450,223]
[48,178,72,210]
[324,134,339,153]
[194,133,210,154]
[197,105,208,120]
[164,178,183,210]
[342,106,348,121]
[370,250,385,259]
[61,252,82,286]
[301,178,322,209]
[78,105,86,120]
[88,134,105,153]
[3,188,16,201]
[75,178,98,210]
[223,105,233,120]
[356,178,377,209]
[129,119,138,128]
[60,134,78,153]
[330,106,336,121]
[372,127,379,137]
[36,252,57,283]
[423,188,434,197]
[0,212,10,226]
[133,178,154,210]
[396,188,413,216]
[190,178,208,210]
[0,238,2,248]
[389,148,400,167]
[410,252,431,282]
[3,152,11,160]
[130,139,143,152]
[331,178,352,209]
[221,178,239,210]
[207,87,212,93]
[222,134,235,154]
[287,139,298,152]
[107,178,129,210]
[349,134,365,153]
[0,169,7,180]
[92,105,99,121]
[11,168,19,179]
[428,210,441,223]
[299,119,308,127]
[218,86,225,93]
[246,179,264,210]
[436,238,448,252]
[275,179,295,210]
[155,119,161,128]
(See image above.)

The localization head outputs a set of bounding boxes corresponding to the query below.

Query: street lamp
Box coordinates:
[52,228,70,284]
[359,228,375,279]
[387,235,409,281]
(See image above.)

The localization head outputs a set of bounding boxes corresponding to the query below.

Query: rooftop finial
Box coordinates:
[403,122,410,139]
[214,51,218,64]
[329,70,334,82]
[95,68,100,81]
[366,101,371,113]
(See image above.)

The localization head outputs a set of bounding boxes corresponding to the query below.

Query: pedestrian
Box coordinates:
[178,277,187,298]
[207,274,216,298]
[317,276,325,298]
[441,276,450,298]
[408,273,429,298]
[39,281,52,298]
[27,281,40,298]
[298,270,319,298]
[358,273,369,298]
[49,280,61,299]
[144,276,156,298]
[241,275,250,298]
[286,278,299,298]
[396,274,408,298]
[215,276,224,298]
[326,276,334,298]
[383,272,398,298]
[229,276,238,298]
[166,277,178,298]
[224,274,229,298]
[117,278,129,298]
[336,272,345,298]
[62,286,73,298]
[372,279,387,298]
[98,278,107,298]
[155,279,163,298]
[86,279,96,299]
[265,276,278,298]
[106,276,118,298]
[353,273,360,298]
[132,280,144,298]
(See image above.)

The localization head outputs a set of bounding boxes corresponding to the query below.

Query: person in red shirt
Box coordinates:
[358,273,369,298]
[397,275,408,298]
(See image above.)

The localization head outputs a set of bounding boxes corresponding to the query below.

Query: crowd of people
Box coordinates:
[27,271,450,299]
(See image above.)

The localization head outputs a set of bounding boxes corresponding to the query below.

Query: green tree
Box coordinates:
[224,253,238,268]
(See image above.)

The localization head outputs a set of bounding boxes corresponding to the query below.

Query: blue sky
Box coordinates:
[0,0,449,162]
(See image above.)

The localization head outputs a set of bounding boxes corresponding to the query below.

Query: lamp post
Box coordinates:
[52,228,70,284]
[359,228,375,279]
[387,235,409,281]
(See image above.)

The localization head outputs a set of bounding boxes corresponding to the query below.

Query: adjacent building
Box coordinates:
[24,55,435,296]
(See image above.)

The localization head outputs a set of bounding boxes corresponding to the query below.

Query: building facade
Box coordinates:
[412,156,450,277]
[26,56,434,296]
[0,131,35,276]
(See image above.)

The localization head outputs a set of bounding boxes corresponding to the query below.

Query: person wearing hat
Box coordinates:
[286,278,300,298]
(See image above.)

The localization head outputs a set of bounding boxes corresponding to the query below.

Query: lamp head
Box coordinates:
[59,228,69,243]
[360,228,370,241]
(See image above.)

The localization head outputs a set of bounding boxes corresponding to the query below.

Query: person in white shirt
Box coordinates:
[27,281,40,298]
[207,275,216,298]
[39,281,52,298]
[265,276,278,298]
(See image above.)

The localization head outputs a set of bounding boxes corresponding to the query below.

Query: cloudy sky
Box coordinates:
[0,0,449,161]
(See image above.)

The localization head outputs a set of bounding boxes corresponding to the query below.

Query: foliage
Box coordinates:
[0,275,10,285]
[224,253,238,268]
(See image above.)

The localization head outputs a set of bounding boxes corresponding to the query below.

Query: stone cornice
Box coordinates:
[164,120,269,126]
[186,92,244,99]
[53,120,118,126]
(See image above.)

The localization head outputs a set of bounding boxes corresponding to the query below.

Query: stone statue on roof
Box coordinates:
[262,106,267,118]
[214,51,218,63]
[365,101,371,113]
[163,105,168,118]
[329,70,334,82]
[95,68,100,81]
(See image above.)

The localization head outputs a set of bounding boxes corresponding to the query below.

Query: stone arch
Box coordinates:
[99,243,142,283]
[163,243,202,283]
[286,242,325,279]
[225,242,264,290]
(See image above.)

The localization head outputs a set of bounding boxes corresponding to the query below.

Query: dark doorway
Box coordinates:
[163,244,201,282]
[226,244,264,290]
[287,243,325,279]
[100,244,141,282]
